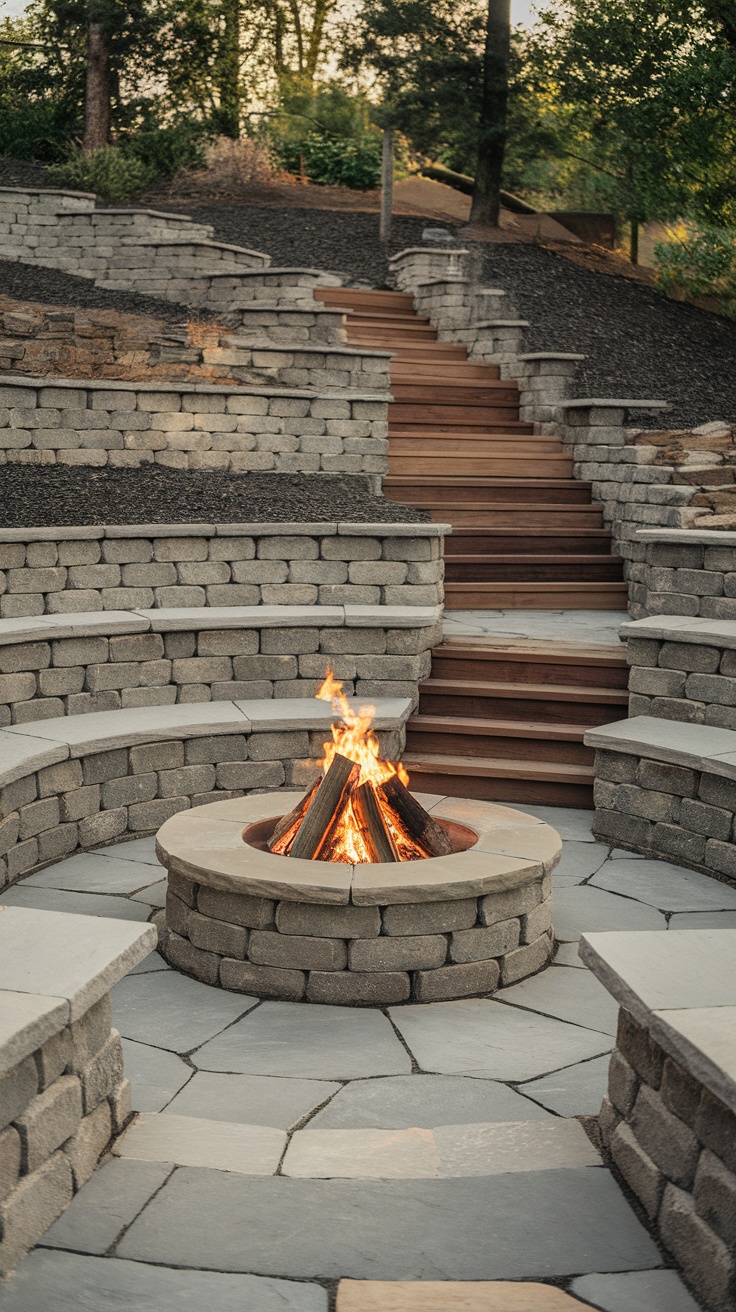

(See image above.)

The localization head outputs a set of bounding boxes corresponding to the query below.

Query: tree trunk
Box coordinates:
[469,0,510,228]
[379,128,394,244]
[219,0,241,139]
[82,22,110,155]
[630,218,639,264]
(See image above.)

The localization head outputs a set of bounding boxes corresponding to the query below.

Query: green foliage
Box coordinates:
[277,129,381,186]
[125,121,210,176]
[0,95,80,161]
[47,145,155,198]
[654,225,736,316]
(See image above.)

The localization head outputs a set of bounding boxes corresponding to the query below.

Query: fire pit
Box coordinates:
[155,675,562,1005]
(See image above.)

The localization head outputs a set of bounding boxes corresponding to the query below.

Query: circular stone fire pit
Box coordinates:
[155,793,561,1005]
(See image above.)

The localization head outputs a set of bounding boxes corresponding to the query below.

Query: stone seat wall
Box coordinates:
[585,714,736,881]
[0,695,411,892]
[0,906,154,1274]
[582,928,736,1312]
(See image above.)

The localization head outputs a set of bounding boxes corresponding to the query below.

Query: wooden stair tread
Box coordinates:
[434,642,626,665]
[408,714,587,740]
[420,676,627,702]
[446,553,623,563]
[404,752,594,784]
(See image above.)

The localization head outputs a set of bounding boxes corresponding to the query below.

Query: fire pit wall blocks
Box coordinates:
[156,794,560,1005]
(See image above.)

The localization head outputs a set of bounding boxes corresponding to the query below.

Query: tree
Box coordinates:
[470,0,510,225]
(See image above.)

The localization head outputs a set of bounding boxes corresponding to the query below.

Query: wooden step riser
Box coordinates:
[391,406,522,425]
[429,657,628,689]
[389,459,575,478]
[391,386,519,405]
[418,691,626,725]
[390,440,563,456]
[443,562,624,582]
[391,366,502,381]
[430,511,606,527]
[390,425,537,437]
[387,486,594,505]
[315,288,413,308]
[444,534,614,554]
[443,586,629,610]
[405,729,593,766]
[405,766,594,809]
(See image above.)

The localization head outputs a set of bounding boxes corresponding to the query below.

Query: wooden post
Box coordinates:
[379,128,394,245]
[288,753,359,860]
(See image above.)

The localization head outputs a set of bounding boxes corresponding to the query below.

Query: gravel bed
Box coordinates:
[476,243,736,428]
[0,257,213,322]
[155,205,437,288]
[0,466,428,527]
[0,157,53,189]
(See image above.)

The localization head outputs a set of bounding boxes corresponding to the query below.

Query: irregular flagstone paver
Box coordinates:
[130,880,167,907]
[499,965,619,1036]
[336,1279,596,1310]
[389,999,611,1082]
[0,1251,327,1311]
[23,853,163,895]
[108,837,162,865]
[590,857,736,913]
[165,1071,341,1130]
[113,1112,286,1174]
[283,1121,600,1179]
[669,909,736,929]
[552,841,611,885]
[508,806,598,843]
[114,1168,661,1278]
[0,885,152,922]
[127,949,170,974]
[112,971,256,1052]
[121,1038,192,1111]
[517,1054,612,1117]
[570,1269,702,1312]
[40,1159,173,1255]
[553,944,586,968]
[552,885,667,941]
[307,1075,553,1129]
[193,1002,412,1080]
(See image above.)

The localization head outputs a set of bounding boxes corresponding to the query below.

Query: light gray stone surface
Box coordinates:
[570,1269,702,1312]
[0,991,68,1074]
[40,1158,173,1254]
[114,1112,285,1174]
[0,906,155,1020]
[500,966,619,1037]
[24,854,163,896]
[127,950,170,974]
[389,999,611,1082]
[121,1038,192,1111]
[165,1071,340,1129]
[114,1167,660,1278]
[112,972,255,1052]
[508,806,600,843]
[552,841,610,885]
[580,929,736,1014]
[518,1054,612,1117]
[307,1075,553,1129]
[0,886,153,922]
[193,1002,411,1079]
[591,858,736,913]
[106,837,161,865]
[0,1250,328,1310]
[669,910,736,929]
[553,885,667,941]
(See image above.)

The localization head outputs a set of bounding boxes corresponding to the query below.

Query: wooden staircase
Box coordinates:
[315,286,629,806]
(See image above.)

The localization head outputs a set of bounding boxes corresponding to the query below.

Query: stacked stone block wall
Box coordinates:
[626,632,736,730]
[0,524,444,618]
[592,747,736,881]
[0,377,388,475]
[161,866,553,1005]
[630,532,736,620]
[600,1009,736,1312]
[0,994,130,1274]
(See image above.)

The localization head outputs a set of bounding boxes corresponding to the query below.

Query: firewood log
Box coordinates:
[289,753,360,860]
[352,781,399,863]
[268,778,320,854]
[377,775,453,857]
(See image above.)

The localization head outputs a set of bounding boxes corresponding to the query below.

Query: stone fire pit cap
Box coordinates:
[155,794,562,906]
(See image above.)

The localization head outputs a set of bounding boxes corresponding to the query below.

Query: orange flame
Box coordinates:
[316,669,409,788]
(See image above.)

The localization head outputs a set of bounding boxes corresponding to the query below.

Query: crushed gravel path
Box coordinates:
[475,243,736,428]
[0,466,428,528]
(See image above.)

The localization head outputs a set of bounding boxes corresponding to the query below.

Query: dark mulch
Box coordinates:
[0,257,214,322]
[147,204,438,288]
[0,157,53,189]
[0,466,428,527]
[475,243,736,428]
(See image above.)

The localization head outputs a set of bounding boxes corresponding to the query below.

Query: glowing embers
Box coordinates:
[268,671,453,865]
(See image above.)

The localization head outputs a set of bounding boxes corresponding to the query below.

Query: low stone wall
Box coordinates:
[0,994,129,1275]
[0,376,388,475]
[150,269,339,313]
[623,617,736,730]
[629,529,736,620]
[212,305,348,345]
[586,721,736,880]
[0,523,445,619]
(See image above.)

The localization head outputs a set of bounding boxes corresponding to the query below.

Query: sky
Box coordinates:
[0,0,540,25]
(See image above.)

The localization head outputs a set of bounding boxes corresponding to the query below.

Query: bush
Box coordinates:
[277,130,382,190]
[0,98,80,163]
[47,146,156,200]
[126,121,209,177]
[654,225,736,318]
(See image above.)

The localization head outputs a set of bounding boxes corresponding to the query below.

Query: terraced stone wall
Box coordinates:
[630,530,736,621]
[599,1009,736,1312]
[0,376,388,475]
[0,524,445,618]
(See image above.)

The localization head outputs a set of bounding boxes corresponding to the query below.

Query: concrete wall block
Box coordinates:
[14,1074,82,1173]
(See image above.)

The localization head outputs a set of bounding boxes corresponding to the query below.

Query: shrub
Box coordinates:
[127,121,209,178]
[47,146,156,200]
[654,225,736,318]
[277,130,382,190]
[0,98,80,163]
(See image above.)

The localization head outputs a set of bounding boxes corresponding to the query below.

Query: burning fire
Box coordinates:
[313,669,421,863]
